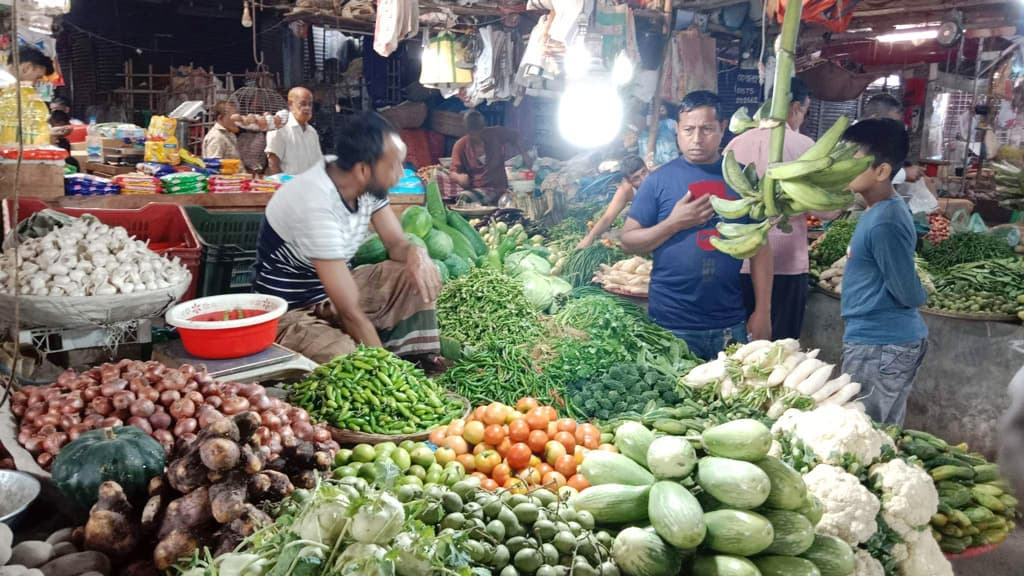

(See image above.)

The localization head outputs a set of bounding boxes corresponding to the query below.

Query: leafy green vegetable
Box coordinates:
[561,244,620,288]
[570,363,680,421]
[810,219,857,272]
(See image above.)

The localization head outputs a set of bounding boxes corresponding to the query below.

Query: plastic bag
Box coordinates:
[899,179,938,214]
[948,209,986,235]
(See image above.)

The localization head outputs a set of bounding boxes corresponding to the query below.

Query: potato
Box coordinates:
[199,438,240,472]
[24,570,42,576]
[10,542,53,569]
[0,566,28,576]
[0,522,13,565]
[152,530,197,571]
[48,543,77,560]
[39,552,111,576]
[44,530,72,546]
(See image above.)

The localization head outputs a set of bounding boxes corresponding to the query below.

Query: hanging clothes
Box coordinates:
[374,0,419,58]
[660,29,717,105]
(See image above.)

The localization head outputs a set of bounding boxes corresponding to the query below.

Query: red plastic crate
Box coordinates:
[3,198,202,301]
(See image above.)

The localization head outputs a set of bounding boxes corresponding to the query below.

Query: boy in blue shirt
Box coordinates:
[840,118,929,424]
[622,91,773,359]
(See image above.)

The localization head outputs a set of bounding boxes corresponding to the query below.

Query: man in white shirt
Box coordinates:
[255,112,442,365]
[265,87,323,175]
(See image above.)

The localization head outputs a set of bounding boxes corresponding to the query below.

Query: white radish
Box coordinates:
[783,357,825,389]
[811,373,851,402]
[684,359,727,387]
[796,363,836,396]
[731,340,772,362]
[767,351,807,387]
[720,378,736,398]
[822,380,863,406]
[805,349,820,360]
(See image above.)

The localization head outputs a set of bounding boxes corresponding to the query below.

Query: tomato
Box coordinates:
[508,420,531,443]
[516,397,539,413]
[496,437,512,457]
[555,454,577,478]
[484,424,507,446]
[538,463,554,477]
[542,471,567,490]
[447,418,466,437]
[484,402,508,426]
[543,405,558,422]
[598,443,618,453]
[554,431,576,452]
[574,445,586,465]
[463,420,485,445]
[556,418,578,435]
[580,434,601,450]
[456,453,476,472]
[567,473,590,491]
[527,430,549,453]
[492,462,512,486]
[505,477,528,494]
[574,423,600,443]
[481,478,499,491]
[520,467,541,486]
[506,442,532,470]
[428,426,447,446]
[444,436,469,455]
[525,408,550,431]
[473,442,494,456]
[546,421,559,438]
[545,440,567,465]
[435,446,456,466]
[471,406,487,422]
[471,471,488,481]
[475,450,501,475]
[529,455,541,469]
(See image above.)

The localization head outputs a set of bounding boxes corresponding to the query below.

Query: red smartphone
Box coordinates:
[689,180,729,200]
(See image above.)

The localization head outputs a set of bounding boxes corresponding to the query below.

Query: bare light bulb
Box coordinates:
[612,51,633,86]
[241,1,253,28]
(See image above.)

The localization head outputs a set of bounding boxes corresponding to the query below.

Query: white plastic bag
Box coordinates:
[899,178,938,214]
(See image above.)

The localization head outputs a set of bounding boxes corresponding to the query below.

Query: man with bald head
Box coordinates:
[266,86,324,175]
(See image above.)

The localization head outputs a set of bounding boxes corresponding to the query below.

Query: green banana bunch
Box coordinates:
[709,219,771,259]
[729,106,757,135]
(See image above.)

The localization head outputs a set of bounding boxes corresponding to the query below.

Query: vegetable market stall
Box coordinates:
[800,288,1024,458]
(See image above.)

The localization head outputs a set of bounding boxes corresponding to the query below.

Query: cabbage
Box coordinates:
[520,271,571,312]
[506,250,552,276]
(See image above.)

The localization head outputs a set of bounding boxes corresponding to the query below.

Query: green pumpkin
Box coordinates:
[52,426,166,513]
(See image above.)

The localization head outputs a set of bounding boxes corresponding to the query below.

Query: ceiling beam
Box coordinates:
[849,0,1008,18]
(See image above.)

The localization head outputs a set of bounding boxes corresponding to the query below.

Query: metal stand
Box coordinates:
[16,319,153,358]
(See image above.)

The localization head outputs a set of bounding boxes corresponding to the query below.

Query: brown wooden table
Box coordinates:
[37,192,425,215]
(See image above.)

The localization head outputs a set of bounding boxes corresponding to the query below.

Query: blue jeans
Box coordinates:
[673,321,748,361]
[842,338,928,425]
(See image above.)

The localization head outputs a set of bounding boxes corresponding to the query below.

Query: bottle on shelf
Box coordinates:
[86,117,103,164]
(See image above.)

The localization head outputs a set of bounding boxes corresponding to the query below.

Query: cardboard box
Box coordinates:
[0,163,65,200]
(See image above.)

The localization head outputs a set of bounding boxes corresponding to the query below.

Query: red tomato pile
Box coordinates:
[428,397,614,494]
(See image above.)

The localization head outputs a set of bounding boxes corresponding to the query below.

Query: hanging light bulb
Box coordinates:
[558,79,623,148]
[564,41,592,80]
[612,51,633,86]
[241,1,253,28]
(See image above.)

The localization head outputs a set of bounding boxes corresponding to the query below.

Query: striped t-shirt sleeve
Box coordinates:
[290,210,351,261]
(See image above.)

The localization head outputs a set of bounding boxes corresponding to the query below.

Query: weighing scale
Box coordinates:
[155,340,318,383]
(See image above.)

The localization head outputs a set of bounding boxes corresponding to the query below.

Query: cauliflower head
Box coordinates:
[804,464,881,545]
[853,548,885,576]
[898,530,953,576]
[772,404,886,467]
[869,458,940,542]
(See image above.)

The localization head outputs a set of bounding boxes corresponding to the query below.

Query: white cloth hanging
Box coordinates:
[374,0,419,58]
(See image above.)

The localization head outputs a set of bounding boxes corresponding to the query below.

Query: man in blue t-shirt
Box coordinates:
[840,118,929,425]
[622,91,773,359]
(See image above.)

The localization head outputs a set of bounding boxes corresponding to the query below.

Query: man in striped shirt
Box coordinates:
[253,112,442,364]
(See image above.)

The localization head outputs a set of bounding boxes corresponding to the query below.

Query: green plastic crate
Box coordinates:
[183,206,263,297]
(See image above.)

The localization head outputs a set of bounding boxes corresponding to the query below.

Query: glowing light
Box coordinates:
[558,81,623,148]
[876,30,938,43]
[564,42,592,80]
[612,51,633,86]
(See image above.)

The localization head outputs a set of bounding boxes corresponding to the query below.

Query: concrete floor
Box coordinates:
[951,528,1024,575]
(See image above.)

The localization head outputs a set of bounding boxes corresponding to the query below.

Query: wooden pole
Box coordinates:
[644,0,674,166]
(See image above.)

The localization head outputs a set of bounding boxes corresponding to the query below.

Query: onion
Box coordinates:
[12,391,27,404]
[183,381,199,393]
[99,417,123,427]
[160,390,181,406]
[267,432,282,455]
[138,387,160,403]
[112,390,135,411]
[292,420,314,440]
[286,408,310,423]
[173,418,198,436]
[59,414,81,430]
[82,386,100,402]
[261,413,281,430]
[83,413,104,427]
[179,364,196,379]
[221,396,250,416]
[236,383,258,397]
[161,372,186,391]
[36,413,60,428]
[278,425,293,440]
[36,452,53,468]
[56,370,76,388]
[178,432,197,445]
[11,403,25,418]
[22,435,44,453]
[312,427,332,443]
[38,424,57,437]
[100,380,127,397]
[127,416,153,434]
[197,405,223,428]
[90,396,113,416]
[204,395,223,409]
[69,423,91,441]
[24,405,46,422]
[130,399,156,418]
[149,411,172,430]
[170,398,196,420]
[200,383,220,396]
[152,429,174,454]
[250,393,273,412]
[61,395,85,414]
[195,371,214,386]
[42,432,67,454]
[255,426,271,444]
[185,390,204,406]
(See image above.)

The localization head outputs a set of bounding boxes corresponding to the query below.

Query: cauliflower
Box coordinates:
[853,548,885,576]
[898,531,953,576]
[768,439,783,458]
[772,404,886,467]
[804,464,881,545]
[869,459,939,542]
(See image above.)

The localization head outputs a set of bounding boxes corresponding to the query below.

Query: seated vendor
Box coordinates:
[577,155,649,248]
[253,112,442,365]
[446,109,528,205]
[202,101,241,160]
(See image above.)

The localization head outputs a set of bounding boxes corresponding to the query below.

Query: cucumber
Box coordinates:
[692,555,761,576]
[799,534,855,576]
[447,210,488,256]
[572,484,650,525]
[762,509,815,556]
[755,456,808,510]
[703,509,774,556]
[425,180,446,227]
[697,457,771,510]
[702,419,772,462]
[753,556,822,576]
[648,481,706,549]
[579,451,655,487]
[615,421,656,467]
[797,493,825,526]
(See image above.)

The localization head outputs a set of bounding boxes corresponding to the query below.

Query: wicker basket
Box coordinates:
[430,110,467,137]
[379,101,428,130]
[328,393,471,446]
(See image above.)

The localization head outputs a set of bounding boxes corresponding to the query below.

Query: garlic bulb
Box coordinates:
[0,216,189,297]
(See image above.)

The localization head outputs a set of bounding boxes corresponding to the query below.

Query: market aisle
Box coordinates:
[950,528,1024,575]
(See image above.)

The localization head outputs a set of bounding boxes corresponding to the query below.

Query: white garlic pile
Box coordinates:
[0,215,189,297]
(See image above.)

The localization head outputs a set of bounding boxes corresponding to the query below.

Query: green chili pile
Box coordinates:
[436,267,543,346]
[920,232,1014,270]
